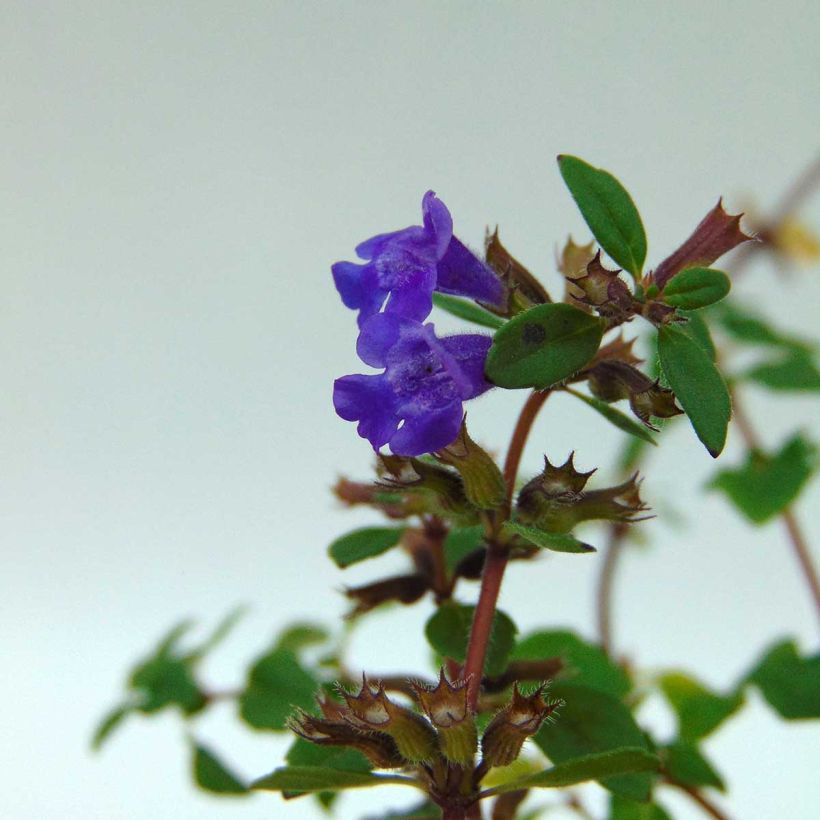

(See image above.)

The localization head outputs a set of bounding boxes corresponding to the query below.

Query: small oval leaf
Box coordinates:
[503,521,595,553]
[485,303,604,389]
[567,389,657,445]
[432,292,505,330]
[661,267,730,310]
[658,325,731,457]
[328,526,405,569]
[252,766,412,793]
[557,155,647,276]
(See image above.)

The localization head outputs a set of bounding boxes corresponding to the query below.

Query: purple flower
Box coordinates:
[332,191,505,327]
[333,314,492,456]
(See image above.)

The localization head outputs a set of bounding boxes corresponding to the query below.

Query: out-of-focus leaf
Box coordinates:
[443,526,485,573]
[239,648,318,730]
[742,350,820,392]
[275,623,330,654]
[557,155,647,276]
[192,742,249,795]
[709,434,816,524]
[745,639,820,719]
[328,526,405,568]
[512,631,631,698]
[658,672,743,741]
[432,292,506,330]
[711,301,813,352]
[534,684,651,800]
[486,303,604,389]
[425,603,517,677]
[610,794,672,820]
[129,656,204,715]
[490,748,658,793]
[190,607,246,661]
[658,324,730,457]
[662,741,724,791]
[286,737,372,772]
[91,703,135,751]
[503,521,595,553]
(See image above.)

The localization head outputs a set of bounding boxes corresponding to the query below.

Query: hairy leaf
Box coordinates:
[486,303,604,389]
[557,155,647,276]
[252,766,412,794]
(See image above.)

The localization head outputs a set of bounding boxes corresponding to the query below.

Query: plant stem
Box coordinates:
[665,777,732,820]
[596,522,628,655]
[464,389,550,709]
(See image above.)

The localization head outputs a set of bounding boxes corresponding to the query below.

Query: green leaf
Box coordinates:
[239,648,318,730]
[432,292,505,330]
[709,434,816,524]
[742,350,820,392]
[658,324,731,457]
[566,389,657,445]
[485,303,604,389]
[503,521,595,553]
[190,607,246,661]
[91,703,134,751]
[534,684,652,800]
[490,748,658,793]
[661,267,730,310]
[192,743,249,795]
[443,526,485,573]
[658,672,743,741]
[712,301,813,352]
[424,603,517,677]
[512,631,631,698]
[328,526,405,569]
[129,656,204,715]
[252,766,413,794]
[276,623,330,654]
[286,737,372,772]
[745,639,820,719]
[557,155,647,276]
[662,742,725,791]
[610,795,672,820]
[678,310,717,361]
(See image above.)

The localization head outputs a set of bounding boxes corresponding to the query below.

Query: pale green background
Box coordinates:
[2,2,818,818]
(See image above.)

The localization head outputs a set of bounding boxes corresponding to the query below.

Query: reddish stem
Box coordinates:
[464,390,550,708]
[665,778,732,820]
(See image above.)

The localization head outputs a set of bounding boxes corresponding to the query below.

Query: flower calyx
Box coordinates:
[338,676,439,764]
[516,456,650,532]
[412,670,478,765]
[434,419,506,511]
[586,361,683,430]
[485,227,550,315]
[566,252,637,324]
[479,683,562,771]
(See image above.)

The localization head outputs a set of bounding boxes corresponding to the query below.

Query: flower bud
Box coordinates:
[412,670,477,765]
[340,677,439,764]
[480,684,562,769]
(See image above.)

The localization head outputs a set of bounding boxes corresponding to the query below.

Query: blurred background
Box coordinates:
[2,2,818,818]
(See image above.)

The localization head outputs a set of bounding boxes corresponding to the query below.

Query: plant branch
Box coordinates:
[464,389,551,708]
[596,522,628,655]
[665,777,732,820]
